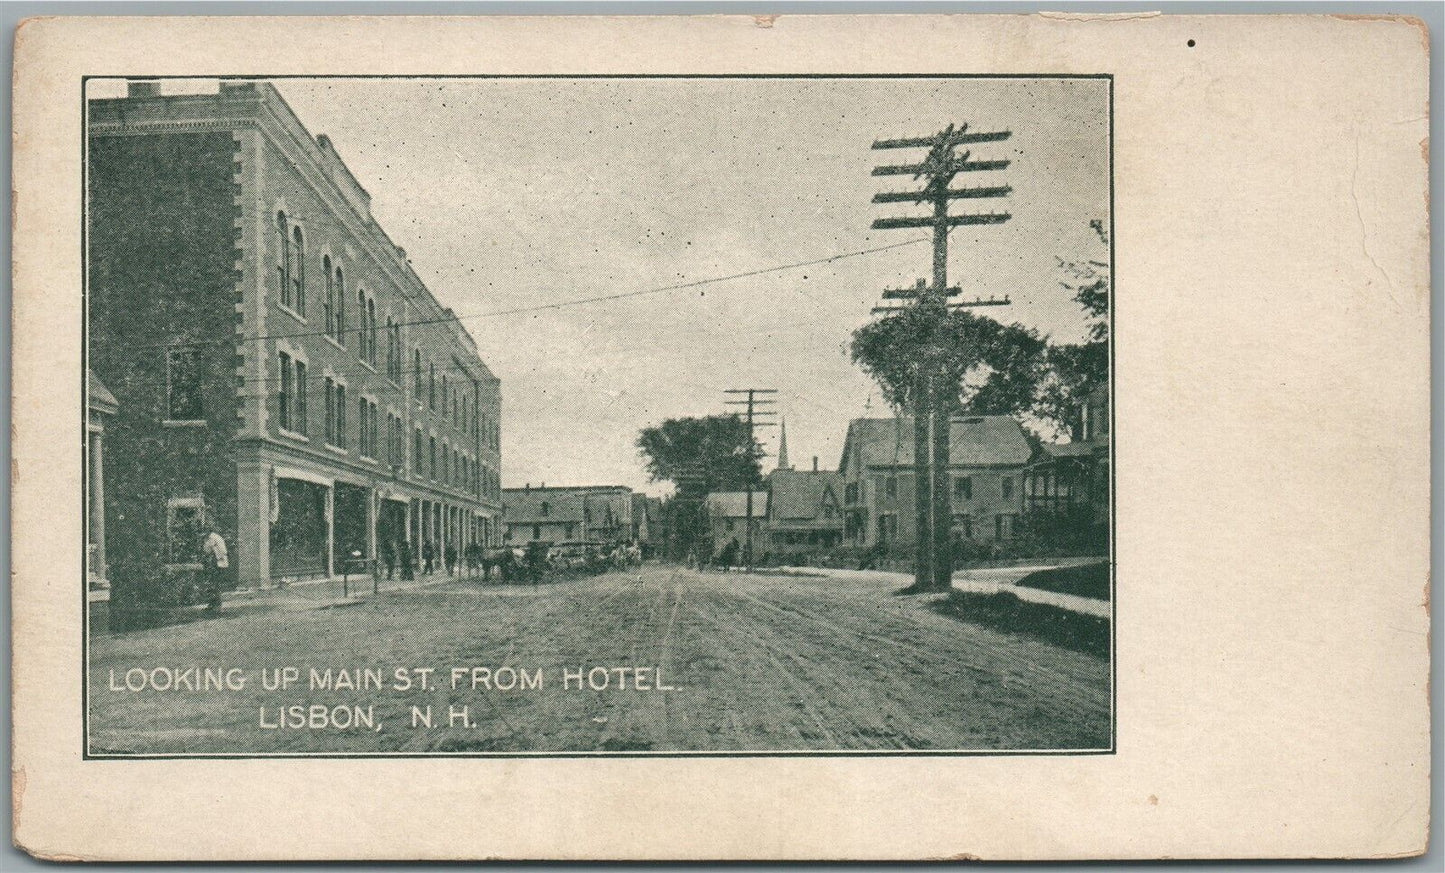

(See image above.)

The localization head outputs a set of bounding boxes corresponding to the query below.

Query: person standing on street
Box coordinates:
[200,520,229,614]
[422,539,435,575]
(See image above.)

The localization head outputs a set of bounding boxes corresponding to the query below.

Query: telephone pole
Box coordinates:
[870,123,1013,590]
[723,388,777,571]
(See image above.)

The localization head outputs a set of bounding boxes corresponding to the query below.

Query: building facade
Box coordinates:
[703,491,768,555]
[1024,384,1110,534]
[88,81,503,610]
[838,416,1031,548]
[764,465,844,564]
[502,485,634,546]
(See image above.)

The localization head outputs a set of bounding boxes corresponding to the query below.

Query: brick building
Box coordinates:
[87,80,503,610]
[838,415,1030,548]
[502,485,634,546]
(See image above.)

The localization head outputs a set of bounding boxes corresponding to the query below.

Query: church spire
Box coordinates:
[776,417,792,471]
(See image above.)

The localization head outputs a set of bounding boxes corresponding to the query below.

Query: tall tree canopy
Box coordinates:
[1035,219,1110,436]
[850,305,1047,418]
[636,415,763,495]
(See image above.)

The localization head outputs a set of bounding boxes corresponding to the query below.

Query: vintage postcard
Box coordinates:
[11,13,1431,861]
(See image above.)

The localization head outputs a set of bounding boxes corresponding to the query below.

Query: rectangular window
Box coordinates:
[1001,476,1014,499]
[335,384,347,448]
[324,378,336,444]
[359,398,370,457]
[166,499,204,566]
[956,475,973,501]
[885,476,897,499]
[294,361,307,432]
[278,352,292,431]
[429,436,437,479]
[845,483,858,504]
[414,429,423,473]
[165,347,203,421]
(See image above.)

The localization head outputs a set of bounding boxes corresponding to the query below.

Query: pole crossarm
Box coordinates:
[871,158,1010,177]
[872,185,1011,204]
[871,213,1011,230]
[871,130,1011,150]
[882,285,962,299]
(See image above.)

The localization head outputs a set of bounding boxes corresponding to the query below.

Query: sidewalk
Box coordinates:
[775,558,1110,619]
[220,567,473,613]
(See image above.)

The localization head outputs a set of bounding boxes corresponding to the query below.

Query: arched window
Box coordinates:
[357,290,366,359]
[276,212,290,306]
[429,363,436,410]
[367,298,377,366]
[334,267,345,345]
[414,349,423,399]
[290,226,305,316]
[322,255,333,337]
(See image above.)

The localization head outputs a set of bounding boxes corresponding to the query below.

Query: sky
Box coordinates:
[94,77,1111,496]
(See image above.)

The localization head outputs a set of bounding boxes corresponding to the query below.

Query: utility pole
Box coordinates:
[723,388,777,571]
[871,123,1013,590]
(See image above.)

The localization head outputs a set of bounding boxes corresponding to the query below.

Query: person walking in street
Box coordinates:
[422,539,435,575]
[380,538,396,581]
[200,520,229,614]
[399,539,415,581]
[444,542,457,577]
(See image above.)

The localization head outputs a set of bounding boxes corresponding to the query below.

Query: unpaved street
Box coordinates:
[89,565,1110,754]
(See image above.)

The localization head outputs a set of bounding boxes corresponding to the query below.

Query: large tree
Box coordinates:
[637,415,764,561]
[636,414,764,495]
[1034,219,1110,436]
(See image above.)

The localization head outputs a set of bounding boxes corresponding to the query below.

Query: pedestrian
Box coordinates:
[422,539,435,575]
[399,539,415,581]
[199,519,229,614]
[444,543,457,577]
[380,538,396,581]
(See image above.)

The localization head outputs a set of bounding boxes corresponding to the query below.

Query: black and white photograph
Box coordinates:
[84,74,1114,756]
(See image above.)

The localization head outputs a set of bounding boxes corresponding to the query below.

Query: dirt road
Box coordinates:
[88,564,1110,754]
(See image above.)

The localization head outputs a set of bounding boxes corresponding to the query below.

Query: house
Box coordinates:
[502,485,633,546]
[88,80,503,613]
[764,460,844,564]
[837,415,1031,548]
[703,491,768,554]
[1024,385,1110,531]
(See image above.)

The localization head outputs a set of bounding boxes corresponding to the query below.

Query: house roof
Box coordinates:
[768,469,843,521]
[705,491,769,519]
[503,490,586,524]
[88,370,118,416]
[840,415,1032,471]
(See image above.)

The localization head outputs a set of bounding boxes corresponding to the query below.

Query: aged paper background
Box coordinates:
[11,14,1430,860]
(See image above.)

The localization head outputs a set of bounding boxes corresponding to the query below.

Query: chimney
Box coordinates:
[813,456,819,472]
[127,80,161,98]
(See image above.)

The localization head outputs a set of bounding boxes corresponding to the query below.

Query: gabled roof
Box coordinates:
[768,469,843,521]
[502,490,586,525]
[840,415,1032,471]
[705,491,769,519]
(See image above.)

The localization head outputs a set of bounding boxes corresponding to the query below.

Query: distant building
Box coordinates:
[838,415,1031,548]
[703,491,768,552]
[764,459,843,564]
[502,485,633,545]
[87,81,502,613]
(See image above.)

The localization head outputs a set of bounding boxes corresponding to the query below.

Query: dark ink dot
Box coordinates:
[1187,39,1196,47]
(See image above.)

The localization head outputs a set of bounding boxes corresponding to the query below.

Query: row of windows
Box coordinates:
[407,425,499,499]
[842,474,1017,504]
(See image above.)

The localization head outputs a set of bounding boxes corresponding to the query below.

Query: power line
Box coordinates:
[106,238,928,353]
